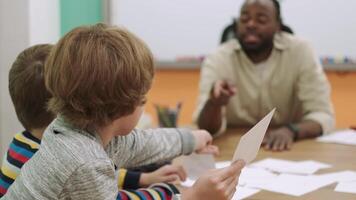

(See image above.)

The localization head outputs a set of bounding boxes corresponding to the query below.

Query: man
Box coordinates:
[194,0,334,151]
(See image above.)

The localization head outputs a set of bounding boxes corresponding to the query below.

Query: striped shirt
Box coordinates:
[117,183,179,200]
[0,131,40,197]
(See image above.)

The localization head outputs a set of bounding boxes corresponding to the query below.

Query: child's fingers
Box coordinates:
[163,174,180,183]
[173,165,187,181]
[196,145,219,156]
[204,131,213,144]
[162,165,187,181]
[192,130,213,151]
[222,172,238,189]
[209,145,220,156]
[221,170,240,199]
[216,160,245,182]
[225,180,237,200]
[228,189,237,200]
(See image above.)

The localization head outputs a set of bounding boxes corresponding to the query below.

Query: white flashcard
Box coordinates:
[182,153,215,180]
[232,108,275,163]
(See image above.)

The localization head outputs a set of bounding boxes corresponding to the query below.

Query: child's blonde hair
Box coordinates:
[45,23,154,128]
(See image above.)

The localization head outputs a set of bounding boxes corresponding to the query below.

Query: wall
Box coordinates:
[0,0,30,162]
[282,0,356,57]
[112,0,239,61]
[0,0,60,162]
[29,0,60,45]
[60,0,103,35]
[112,0,356,61]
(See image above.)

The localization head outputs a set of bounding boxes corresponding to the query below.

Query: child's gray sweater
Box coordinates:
[3,116,195,199]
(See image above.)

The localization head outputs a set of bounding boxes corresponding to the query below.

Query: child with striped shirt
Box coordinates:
[3,24,244,200]
[0,44,55,197]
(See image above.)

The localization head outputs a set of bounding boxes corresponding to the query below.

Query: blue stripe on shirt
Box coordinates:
[0,177,10,190]
[136,190,149,199]
[9,142,34,158]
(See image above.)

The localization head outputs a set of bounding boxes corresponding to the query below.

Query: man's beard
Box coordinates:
[238,37,274,55]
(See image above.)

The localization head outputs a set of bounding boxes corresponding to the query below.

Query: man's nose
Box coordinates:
[246,19,257,29]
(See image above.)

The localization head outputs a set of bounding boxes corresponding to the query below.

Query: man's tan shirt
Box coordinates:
[194,32,334,136]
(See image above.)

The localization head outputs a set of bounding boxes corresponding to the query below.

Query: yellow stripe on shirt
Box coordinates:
[14,133,39,149]
[147,189,162,200]
[117,168,127,189]
[122,190,141,200]
[1,165,17,180]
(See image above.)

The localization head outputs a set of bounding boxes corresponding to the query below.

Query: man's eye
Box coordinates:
[257,16,269,24]
[240,15,250,23]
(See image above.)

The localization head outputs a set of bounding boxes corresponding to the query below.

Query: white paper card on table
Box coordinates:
[249,174,335,196]
[317,129,356,145]
[239,167,278,187]
[335,181,356,194]
[298,160,331,170]
[250,158,331,175]
[215,162,277,186]
[232,108,275,163]
[232,186,261,200]
[317,170,356,182]
[181,153,215,180]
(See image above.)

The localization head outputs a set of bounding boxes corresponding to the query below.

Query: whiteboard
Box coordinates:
[111,0,356,61]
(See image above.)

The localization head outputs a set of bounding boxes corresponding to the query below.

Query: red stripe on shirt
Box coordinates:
[8,149,29,163]
[0,185,7,196]
[118,191,129,200]
[138,190,154,200]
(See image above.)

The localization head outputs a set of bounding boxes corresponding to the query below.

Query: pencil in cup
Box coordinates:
[154,102,182,127]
